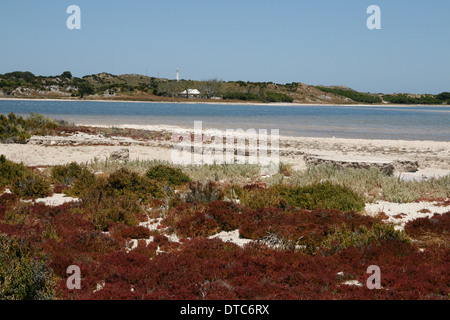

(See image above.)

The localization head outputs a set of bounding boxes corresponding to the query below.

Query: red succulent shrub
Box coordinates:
[163,200,243,238]
[1,165,449,300]
[239,208,378,247]
[243,182,267,191]
[130,240,158,258]
[404,212,450,248]
[116,225,151,240]
[405,212,450,238]
[0,192,19,205]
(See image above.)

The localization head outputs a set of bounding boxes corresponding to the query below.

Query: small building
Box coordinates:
[180,89,201,99]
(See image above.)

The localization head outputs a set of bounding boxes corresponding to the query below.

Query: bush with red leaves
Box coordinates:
[239,208,377,246]
[0,192,19,205]
[1,179,449,300]
[243,182,267,191]
[405,212,450,238]
[115,225,151,240]
[163,200,243,238]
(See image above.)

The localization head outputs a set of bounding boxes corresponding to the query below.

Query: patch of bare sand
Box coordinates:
[365,201,450,230]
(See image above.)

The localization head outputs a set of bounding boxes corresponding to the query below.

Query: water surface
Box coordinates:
[0,99,448,141]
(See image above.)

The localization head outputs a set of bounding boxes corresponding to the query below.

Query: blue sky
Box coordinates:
[0,0,449,94]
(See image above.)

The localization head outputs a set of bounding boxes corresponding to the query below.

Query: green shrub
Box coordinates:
[0,113,31,143]
[0,233,55,300]
[66,169,96,197]
[222,92,263,101]
[51,162,88,185]
[11,171,52,199]
[89,194,144,231]
[321,223,410,254]
[0,113,59,142]
[79,170,163,231]
[146,165,191,187]
[278,182,365,212]
[105,168,165,203]
[0,155,30,187]
[382,94,442,105]
[264,91,294,103]
[239,186,284,210]
[26,113,58,132]
[241,182,365,212]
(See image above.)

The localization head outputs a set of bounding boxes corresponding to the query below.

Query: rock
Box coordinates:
[304,155,419,176]
[304,155,396,175]
[393,160,419,173]
[110,148,129,161]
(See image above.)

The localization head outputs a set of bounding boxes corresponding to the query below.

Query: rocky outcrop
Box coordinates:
[110,148,130,161]
[304,155,419,176]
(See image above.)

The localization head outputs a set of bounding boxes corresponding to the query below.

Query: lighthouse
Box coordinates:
[176,68,179,82]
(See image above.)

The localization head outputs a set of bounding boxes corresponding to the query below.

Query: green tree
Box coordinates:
[77,81,95,98]
[436,92,450,101]
[61,71,73,79]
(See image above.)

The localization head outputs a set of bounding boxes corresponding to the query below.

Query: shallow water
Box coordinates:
[0,99,449,141]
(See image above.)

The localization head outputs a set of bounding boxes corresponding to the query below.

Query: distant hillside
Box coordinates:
[0,71,448,105]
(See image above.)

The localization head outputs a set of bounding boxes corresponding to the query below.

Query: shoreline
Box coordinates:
[78,122,450,144]
[0,97,448,108]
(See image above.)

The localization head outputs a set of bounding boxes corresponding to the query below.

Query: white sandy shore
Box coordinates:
[1,124,448,179]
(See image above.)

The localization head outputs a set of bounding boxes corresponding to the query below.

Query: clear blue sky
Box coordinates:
[0,0,449,94]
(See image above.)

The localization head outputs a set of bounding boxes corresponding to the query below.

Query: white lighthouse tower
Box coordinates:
[176,68,180,82]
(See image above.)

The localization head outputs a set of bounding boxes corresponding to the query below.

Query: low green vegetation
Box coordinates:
[105,168,166,202]
[85,159,450,204]
[277,182,365,211]
[436,92,450,104]
[321,223,410,254]
[0,113,58,143]
[0,233,55,300]
[264,91,294,103]
[10,171,52,199]
[0,155,29,188]
[65,169,96,198]
[382,94,443,105]
[145,164,191,187]
[238,182,366,212]
[51,162,90,186]
[222,91,293,103]
[286,165,450,203]
[315,86,382,104]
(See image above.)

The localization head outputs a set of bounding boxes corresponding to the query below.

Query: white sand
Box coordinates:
[209,230,254,247]
[0,128,448,179]
[365,200,449,230]
[35,193,79,206]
